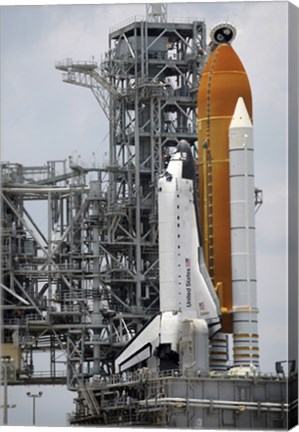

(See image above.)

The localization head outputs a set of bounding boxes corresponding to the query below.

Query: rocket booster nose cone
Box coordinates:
[230,97,253,129]
[176,140,195,181]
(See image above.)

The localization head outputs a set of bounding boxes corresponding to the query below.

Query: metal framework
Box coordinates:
[1,17,206,392]
[68,369,297,428]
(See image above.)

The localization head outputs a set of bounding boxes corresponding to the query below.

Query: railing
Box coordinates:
[3,318,27,326]
[29,370,66,379]
[109,16,204,33]
[25,314,42,321]
[55,59,98,70]
[109,16,145,33]
[90,368,182,387]
[90,366,293,389]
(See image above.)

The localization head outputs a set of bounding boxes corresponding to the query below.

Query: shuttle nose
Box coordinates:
[176,139,192,155]
[176,140,195,181]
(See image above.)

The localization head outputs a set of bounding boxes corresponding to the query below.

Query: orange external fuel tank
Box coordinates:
[197,43,252,333]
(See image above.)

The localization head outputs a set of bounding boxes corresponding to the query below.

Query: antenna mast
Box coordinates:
[146,3,167,22]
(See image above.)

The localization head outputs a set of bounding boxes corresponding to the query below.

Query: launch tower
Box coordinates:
[1,5,206,390]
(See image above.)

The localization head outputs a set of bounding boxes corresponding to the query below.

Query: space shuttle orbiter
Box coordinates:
[115,140,221,374]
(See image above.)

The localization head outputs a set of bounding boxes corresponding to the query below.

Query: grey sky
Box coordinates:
[0,0,294,428]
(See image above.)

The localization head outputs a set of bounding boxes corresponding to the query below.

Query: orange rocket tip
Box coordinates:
[198,44,252,120]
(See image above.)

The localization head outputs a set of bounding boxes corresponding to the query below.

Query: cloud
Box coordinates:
[1,5,147,166]
[1,7,102,164]
[256,250,288,372]
[7,383,74,426]
[255,181,287,254]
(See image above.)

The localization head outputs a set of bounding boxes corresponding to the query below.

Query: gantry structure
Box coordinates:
[1,6,206,391]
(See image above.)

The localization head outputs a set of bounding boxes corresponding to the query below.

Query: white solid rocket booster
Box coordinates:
[229,97,259,369]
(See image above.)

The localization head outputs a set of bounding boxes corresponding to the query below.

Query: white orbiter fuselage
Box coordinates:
[115,141,221,373]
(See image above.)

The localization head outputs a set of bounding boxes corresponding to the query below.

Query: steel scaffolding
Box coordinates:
[1,15,206,392]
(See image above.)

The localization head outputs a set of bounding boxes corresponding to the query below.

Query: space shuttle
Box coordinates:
[115,140,221,374]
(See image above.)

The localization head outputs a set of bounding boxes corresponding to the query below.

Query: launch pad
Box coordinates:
[69,368,297,428]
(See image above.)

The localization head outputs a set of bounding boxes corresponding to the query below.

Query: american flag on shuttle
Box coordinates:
[185,258,191,267]
[199,301,205,311]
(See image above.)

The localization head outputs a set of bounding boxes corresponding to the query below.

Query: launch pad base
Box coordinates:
[69,369,297,429]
